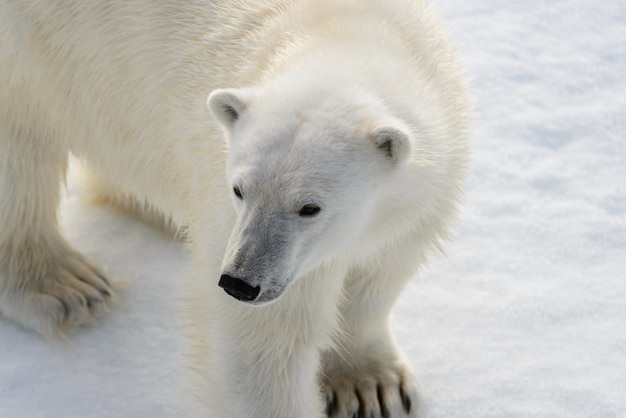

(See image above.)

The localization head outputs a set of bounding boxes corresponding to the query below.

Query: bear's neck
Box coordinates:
[243,0,412,88]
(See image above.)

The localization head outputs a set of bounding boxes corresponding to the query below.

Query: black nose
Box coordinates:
[219,274,261,302]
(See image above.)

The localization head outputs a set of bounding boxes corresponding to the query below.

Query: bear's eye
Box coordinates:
[233,186,243,200]
[298,204,321,217]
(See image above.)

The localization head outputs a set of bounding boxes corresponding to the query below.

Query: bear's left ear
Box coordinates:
[371,126,411,163]
[207,88,249,127]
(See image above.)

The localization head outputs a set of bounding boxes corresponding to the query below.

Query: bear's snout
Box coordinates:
[219,274,261,302]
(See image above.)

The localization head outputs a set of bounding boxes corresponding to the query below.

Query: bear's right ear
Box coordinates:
[371,125,411,163]
[207,88,248,127]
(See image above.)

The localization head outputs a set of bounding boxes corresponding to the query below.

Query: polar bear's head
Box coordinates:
[208,85,414,305]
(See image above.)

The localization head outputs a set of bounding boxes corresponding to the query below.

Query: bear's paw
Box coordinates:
[322,361,419,418]
[0,240,114,336]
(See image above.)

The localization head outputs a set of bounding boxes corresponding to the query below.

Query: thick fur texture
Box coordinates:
[0,1,471,417]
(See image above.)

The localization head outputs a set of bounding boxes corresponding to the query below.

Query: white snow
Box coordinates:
[1,0,625,416]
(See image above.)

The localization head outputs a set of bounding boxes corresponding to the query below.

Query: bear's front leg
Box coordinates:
[321,267,421,418]
[0,137,114,336]
[208,267,347,418]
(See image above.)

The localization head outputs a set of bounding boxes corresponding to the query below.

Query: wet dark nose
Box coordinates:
[219,274,261,302]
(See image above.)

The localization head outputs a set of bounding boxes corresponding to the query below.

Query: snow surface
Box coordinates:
[1,0,625,416]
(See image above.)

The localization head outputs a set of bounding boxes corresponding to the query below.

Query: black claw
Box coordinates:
[96,272,111,286]
[57,297,70,323]
[400,385,412,414]
[377,384,391,418]
[325,391,336,416]
[382,406,391,418]
[354,388,365,418]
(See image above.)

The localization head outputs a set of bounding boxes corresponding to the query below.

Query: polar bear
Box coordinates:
[0,0,471,417]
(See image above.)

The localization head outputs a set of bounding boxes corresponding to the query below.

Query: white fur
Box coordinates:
[0,0,471,417]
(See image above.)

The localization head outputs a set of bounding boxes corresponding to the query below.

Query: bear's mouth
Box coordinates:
[253,286,285,304]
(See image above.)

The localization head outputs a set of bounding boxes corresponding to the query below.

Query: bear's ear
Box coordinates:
[371,126,411,162]
[207,88,248,127]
